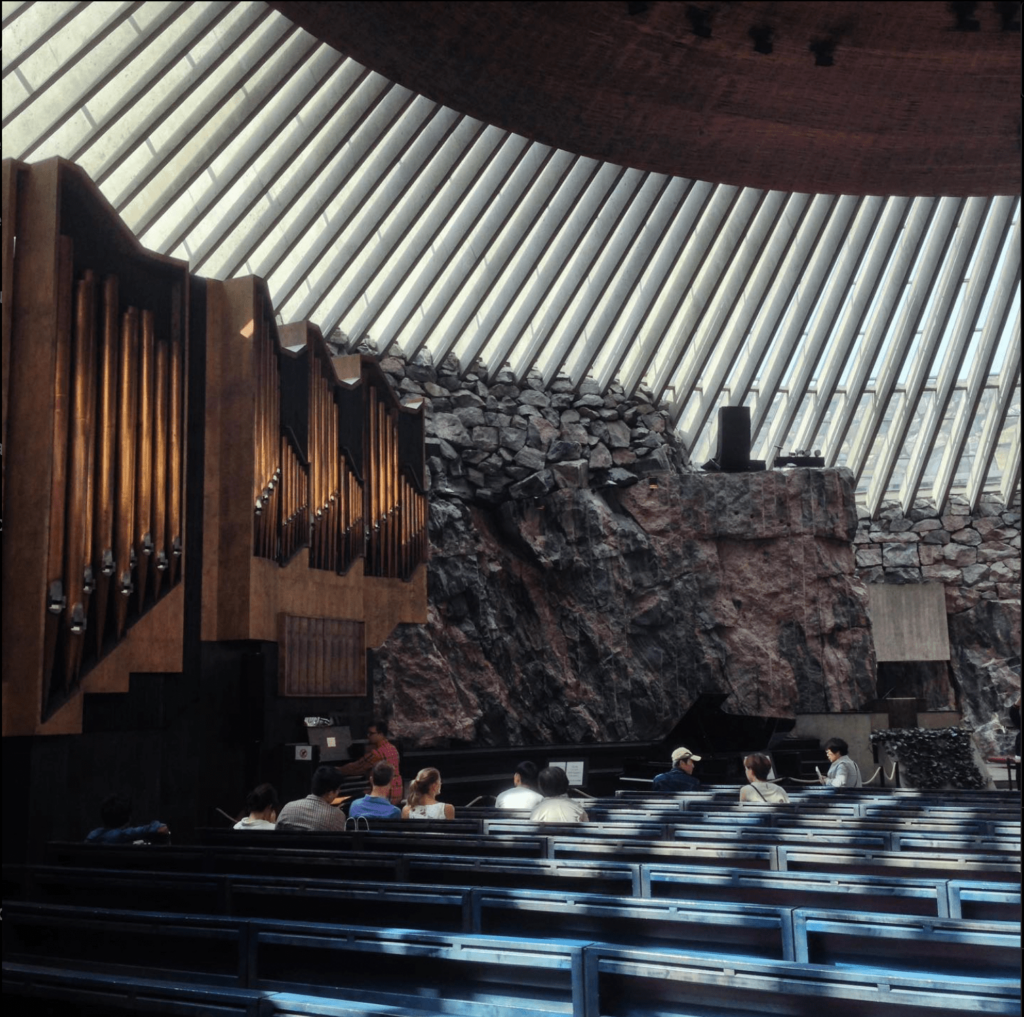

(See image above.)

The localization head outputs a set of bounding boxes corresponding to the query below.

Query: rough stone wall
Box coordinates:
[853,497,1022,757]
[370,351,876,750]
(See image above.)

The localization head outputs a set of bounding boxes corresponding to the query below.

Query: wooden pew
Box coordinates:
[791,908,1020,979]
[2,902,584,1017]
[582,944,1020,1016]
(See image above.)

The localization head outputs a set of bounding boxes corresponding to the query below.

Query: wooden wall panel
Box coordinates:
[865,583,951,662]
[280,615,365,697]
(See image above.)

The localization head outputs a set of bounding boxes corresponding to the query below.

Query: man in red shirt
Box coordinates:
[339,719,403,804]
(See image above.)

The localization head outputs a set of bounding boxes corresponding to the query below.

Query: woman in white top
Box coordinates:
[233,783,279,829]
[402,767,455,820]
[738,753,790,805]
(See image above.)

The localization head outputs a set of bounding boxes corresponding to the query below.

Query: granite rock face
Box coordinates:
[948,599,1023,758]
[855,495,1022,750]
[373,465,876,749]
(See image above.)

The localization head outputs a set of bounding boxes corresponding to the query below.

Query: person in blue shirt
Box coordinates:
[86,793,169,844]
[652,747,702,792]
[348,761,402,820]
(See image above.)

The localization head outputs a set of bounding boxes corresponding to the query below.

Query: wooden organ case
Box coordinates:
[3,159,188,735]
[2,159,428,737]
[201,277,427,697]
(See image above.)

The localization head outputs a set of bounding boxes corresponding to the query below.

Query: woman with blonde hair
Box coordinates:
[402,767,455,820]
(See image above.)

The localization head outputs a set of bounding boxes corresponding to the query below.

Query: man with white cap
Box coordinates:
[652,747,703,792]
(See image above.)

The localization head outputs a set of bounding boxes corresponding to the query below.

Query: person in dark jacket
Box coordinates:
[653,747,702,792]
[86,794,169,844]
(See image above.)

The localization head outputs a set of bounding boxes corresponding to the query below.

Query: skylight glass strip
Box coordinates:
[453,155,600,374]
[555,175,687,387]
[586,179,710,389]
[674,191,815,444]
[170,55,362,266]
[619,183,742,396]
[664,189,788,411]
[765,197,885,465]
[406,144,566,366]
[824,197,944,473]
[477,161,629,379]
[203,71,399,280]
[864,197,995,513]
[284,101,460,326]
[899,202,1019,511]
[240,85,419,300]
[510,167,647,384]
[749,195,861,460]
[363,129,520,357]
[649,187,770,405]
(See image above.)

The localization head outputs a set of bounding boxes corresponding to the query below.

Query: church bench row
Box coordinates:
[2,902,1019,1015]
[9,862,1021,923]
[45,838,1022,886]
[203,823,1020,858]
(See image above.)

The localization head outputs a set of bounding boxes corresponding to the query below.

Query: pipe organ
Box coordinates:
[3,158,427,737]
[3,159,188,735]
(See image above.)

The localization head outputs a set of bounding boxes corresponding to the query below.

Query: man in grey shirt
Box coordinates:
[276,766,347,831]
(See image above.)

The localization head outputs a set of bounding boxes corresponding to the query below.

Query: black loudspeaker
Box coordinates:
[715,406,751,472]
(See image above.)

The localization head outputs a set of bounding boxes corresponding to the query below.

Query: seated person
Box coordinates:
[652,747,702,792]
[739,753,790,805]
[86,794,169,844]
[402,767,455,820]
[818,738,863,787]
[338,719,403,805]
[529,766,589,823]
[495,760,543,810]
[349,762,402,821]
[276,766,347,831]
[233,783,278,829]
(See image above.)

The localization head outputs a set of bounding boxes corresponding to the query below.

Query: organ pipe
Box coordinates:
[114,306,139,638]
[135,310,155,612]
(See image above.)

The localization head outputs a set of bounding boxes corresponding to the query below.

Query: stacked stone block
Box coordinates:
[375,350,686,506]
[853,495,1022,612]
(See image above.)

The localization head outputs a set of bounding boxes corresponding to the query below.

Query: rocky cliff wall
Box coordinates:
[853,498,1022,757]
[370,352,877,749]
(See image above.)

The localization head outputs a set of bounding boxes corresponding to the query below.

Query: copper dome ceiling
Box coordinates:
[268,1,1020,197]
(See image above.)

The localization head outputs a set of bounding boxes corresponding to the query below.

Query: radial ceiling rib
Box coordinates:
[209,72,400,280]
[409,144,564,368]
[897,200,1019,511]
[595,179,717,393]
[386,132,533,364]
[456,155,600,377]
[823,197,942,472]
[449,151,583,373]
[285,100,459,325]
[621,184,746,398]
[556,175,689,389]
[478,162,628,381]
[11,1,197,165]
[800,197,913,458]
[724,195,838,415]
[650,187,772,407]
[1,0,144,130]
[661,189,788,414]
[933,283,1020,513]
[351,126,514,353]
[763,196,884,467]
[749,195,861,459]
[862,197,994,515]
[2,0,1019,513]
[510,167,646,385]
[674,191,816,443]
